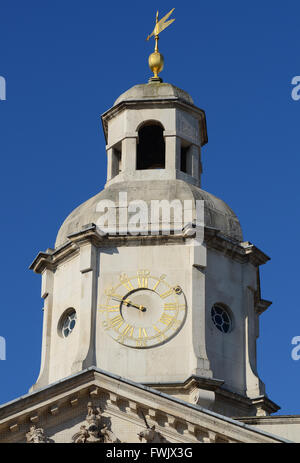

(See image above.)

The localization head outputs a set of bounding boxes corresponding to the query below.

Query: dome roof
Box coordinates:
[55,180,243,248]
[114,83,194,107]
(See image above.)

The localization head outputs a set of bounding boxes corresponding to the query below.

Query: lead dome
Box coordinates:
[55,82,242,248]
[55,180,242,248]
[114,83,194,106]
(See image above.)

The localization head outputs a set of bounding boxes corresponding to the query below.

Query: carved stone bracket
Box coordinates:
[72,402,120,443]
[89,387,99,398]
[26,425,51,443]
[138,424,168,443]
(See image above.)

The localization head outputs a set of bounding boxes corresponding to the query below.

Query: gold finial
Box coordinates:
[146,8,175,82]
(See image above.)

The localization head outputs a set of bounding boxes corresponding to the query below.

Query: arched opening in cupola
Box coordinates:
[136,121,165,170]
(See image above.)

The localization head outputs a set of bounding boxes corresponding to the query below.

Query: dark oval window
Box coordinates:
[211,304,232,333]
[58,309,77,338]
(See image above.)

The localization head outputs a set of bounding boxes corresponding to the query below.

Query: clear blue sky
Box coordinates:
[0,0,299,415]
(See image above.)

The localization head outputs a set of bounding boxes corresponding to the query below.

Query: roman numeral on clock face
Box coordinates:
[159,288,174,299]
[117,323,134,342]
[99,305,120,313]
[119,273,134,291]
[103,314,124,331]
[164,303,186,311]
[151,274,166,292]
[137,270,150,288]
[159,312,175,325]
[153,325,167,342]
[135,327,148,347]
[121,324,134,337]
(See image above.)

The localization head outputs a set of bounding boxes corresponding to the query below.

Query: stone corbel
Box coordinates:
[145,408,158,425]
[166,415,177,429]
[203,431,217,443]
[50,405,59,415]
[255,299,272,316]
[190,387,216,410]
[185,423,197,438]
[89,387,99,398]
[250,396,279,416]
[9,423,19,433]
[182,423,201,441]
[106,392,118,408]
[70,398,79,408]
[125,400,138,415]
[29,415,39,423]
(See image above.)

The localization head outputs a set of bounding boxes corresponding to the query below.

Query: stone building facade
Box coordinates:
[0,81,298,443]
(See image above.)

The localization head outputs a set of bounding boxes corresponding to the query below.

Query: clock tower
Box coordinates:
[30,78,278,418]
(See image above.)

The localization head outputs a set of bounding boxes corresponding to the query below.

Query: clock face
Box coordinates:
[99,270,187,348]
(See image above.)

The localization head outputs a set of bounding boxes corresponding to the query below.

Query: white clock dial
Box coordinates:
[99,270,187,348]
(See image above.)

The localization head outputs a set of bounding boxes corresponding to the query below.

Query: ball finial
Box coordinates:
[149,50,164,79]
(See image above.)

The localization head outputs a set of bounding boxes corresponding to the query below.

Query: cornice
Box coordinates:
[29,224,270,274]
[144,375,224,392]
[217,389,280,416]
[0,367,287,444]
[204,227,270,266]
[101,98,208,147]
[255,299,272,315]
[29,224,188,274]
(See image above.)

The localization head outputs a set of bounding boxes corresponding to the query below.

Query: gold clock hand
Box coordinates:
[126,299,146,312]
[112,296,130,305]
[112,297,146,312]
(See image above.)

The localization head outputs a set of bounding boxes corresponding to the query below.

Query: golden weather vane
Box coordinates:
[146,8,175,82]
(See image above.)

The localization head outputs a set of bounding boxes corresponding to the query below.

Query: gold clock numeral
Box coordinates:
[152,274,167,292]
[117,323,134,343]
[99,305,120,313]
[136,327,148,347]
[159,288,174,299]
[153,325,167,342]
[105,288,124,300]
[120,273,134,291]
[159,312,175,326]
[137,270,150,288]
[122,323,134,338]
[164,303,178,310]
[136,339,147,347]
[138,327,148,338]
[164,303,186,311]
[106,314,124,330]
[159,313,182,332]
